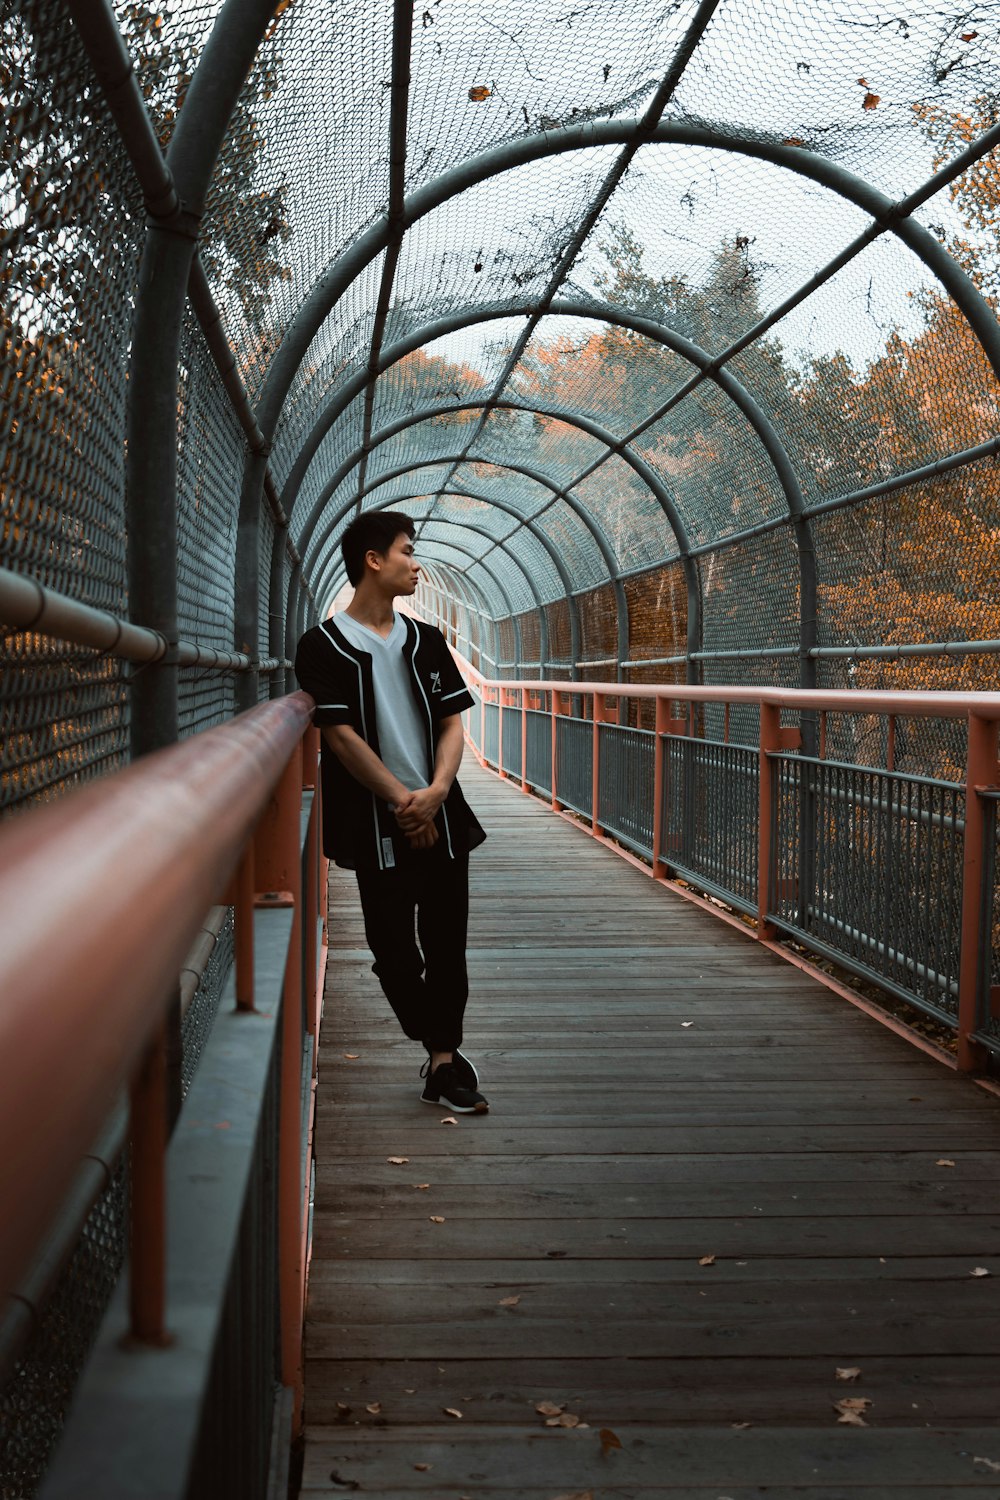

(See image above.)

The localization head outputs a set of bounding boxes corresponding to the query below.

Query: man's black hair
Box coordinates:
[341,511,416,586]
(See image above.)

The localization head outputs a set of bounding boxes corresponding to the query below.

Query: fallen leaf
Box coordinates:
[783,136,805,146]
[971,1266,991,1277]
[415,1183,430,1189]
[836,1367,862,1382]
[335,1401,351,1415]
[936,1158,955,1167]
[834,1396,872,1425]
[365,1402,381,1415]
[536,1400,564,1416]
[413,1462,431,1471]
[429,1215,445,1224]
[404,1388,415,1394]
[386,1156,409,1165]
[468,84,491,101]
[441,1116,458,1125]
[962,31,979,41]
[343,1052,360,1059]
[681,1021,694,1028]
[862,91,880,110]
[731,1421,752,1430]
[443,1407,463,1419]
[599,1427,623,1456]
[857,76,868,85]
[547,1413,580,1428]
[698,1254,716,1267]
[549,1493,593,1500]
[499,1295,521,1307]
[974,1457,1000,1472]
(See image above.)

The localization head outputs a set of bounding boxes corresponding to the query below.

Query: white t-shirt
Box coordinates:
[333,611,430,793]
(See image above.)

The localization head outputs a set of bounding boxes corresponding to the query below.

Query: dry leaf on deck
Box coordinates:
[429,1215,446,1224]
[549,1492,593,1500]
[413,1462,431,1471]
[935,1159,956,1167]
[365,1402,381,1415]
[536,1400,564,1416]
[836,1367,862,1382]
[441,1116,458,1125]
[599,1428,623,1456]
[698,1254,716,1267]
[971,1266,991,1277]
[335,1402,351,1415]
[833,1396,871,1425]
[343,1053,360,1059]
[731,1421,752,1430]
[443,1407,463,1419]
[681,1021,694,1028]
[499,1295,521,1308]
[386,1156,409,1165]
[548,1413,581,1428]
[974,1457,1000,1472]
[415,1183,430,1189]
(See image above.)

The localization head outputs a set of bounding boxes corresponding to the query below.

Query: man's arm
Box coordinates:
[322,724,441,849]
[321,724,413,807]
[393,715,464,834]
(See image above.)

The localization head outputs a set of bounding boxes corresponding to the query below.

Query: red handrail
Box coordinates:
[0,692,314,1310]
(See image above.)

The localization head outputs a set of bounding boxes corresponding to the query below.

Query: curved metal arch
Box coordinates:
[309,456,623,671]
[245,117,1000,694]
[311,477,584,667]
[293,396,687,671]
[326,530,524,665]
[317,507,543,667]
[419,558,501,673]
[256,120,1000,446]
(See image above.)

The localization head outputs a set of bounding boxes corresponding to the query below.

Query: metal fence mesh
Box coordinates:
[3,0,1000,1490]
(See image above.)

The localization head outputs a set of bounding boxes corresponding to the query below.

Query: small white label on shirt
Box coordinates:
[381,836,396,869]
[430,670,442,694]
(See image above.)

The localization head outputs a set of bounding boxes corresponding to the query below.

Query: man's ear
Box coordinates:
[365,548,382,574]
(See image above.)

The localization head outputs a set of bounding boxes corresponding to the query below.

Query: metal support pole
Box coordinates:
[957,715,1000,1071]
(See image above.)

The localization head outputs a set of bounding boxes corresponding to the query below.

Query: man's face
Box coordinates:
[368,532,421,596]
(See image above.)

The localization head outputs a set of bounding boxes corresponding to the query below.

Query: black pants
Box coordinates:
[355,845,470,1052]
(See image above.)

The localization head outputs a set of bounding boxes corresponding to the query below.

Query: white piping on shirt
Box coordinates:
[321,621,384,872]
[440,686,467,702]
[409,626,454,859]
[317,703,349,709]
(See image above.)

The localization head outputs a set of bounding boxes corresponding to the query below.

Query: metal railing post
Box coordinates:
[128,1021,171,1346]
[592,692,611,835]
[521,688,529,793]
[758,702,781,941]
[957,714,1000,1071]
[232,845,256,1011]
[652,695,669,879]
[254,741,306,1431]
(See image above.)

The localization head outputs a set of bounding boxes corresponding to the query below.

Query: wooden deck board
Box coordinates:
[303,761,1000,1494]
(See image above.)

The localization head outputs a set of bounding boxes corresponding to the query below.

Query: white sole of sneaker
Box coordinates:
[419,1093,489,1113]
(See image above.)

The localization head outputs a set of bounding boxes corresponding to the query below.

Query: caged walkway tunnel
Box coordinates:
[2,0,1000,1494]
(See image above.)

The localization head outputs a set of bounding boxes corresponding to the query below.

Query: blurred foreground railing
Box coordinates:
[462,665,1000,1073]
[0,693,325,1499]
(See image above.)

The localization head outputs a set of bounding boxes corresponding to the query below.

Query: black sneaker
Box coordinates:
[421,1046,479,1089]
[420,1062,489,1113]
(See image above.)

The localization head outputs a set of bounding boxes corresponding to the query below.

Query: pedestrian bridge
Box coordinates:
[4,0,1000,1494]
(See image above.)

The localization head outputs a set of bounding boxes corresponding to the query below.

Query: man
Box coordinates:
[294,512,489,1112]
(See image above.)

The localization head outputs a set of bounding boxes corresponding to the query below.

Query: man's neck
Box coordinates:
[344,586,396,637]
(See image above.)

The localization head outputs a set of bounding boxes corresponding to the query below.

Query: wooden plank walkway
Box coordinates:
[303,760,1000,1497]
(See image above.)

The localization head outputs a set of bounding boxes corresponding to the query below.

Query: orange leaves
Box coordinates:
[468,85,491,101]
[857,76,880,110]
[599,1428,623,1456]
